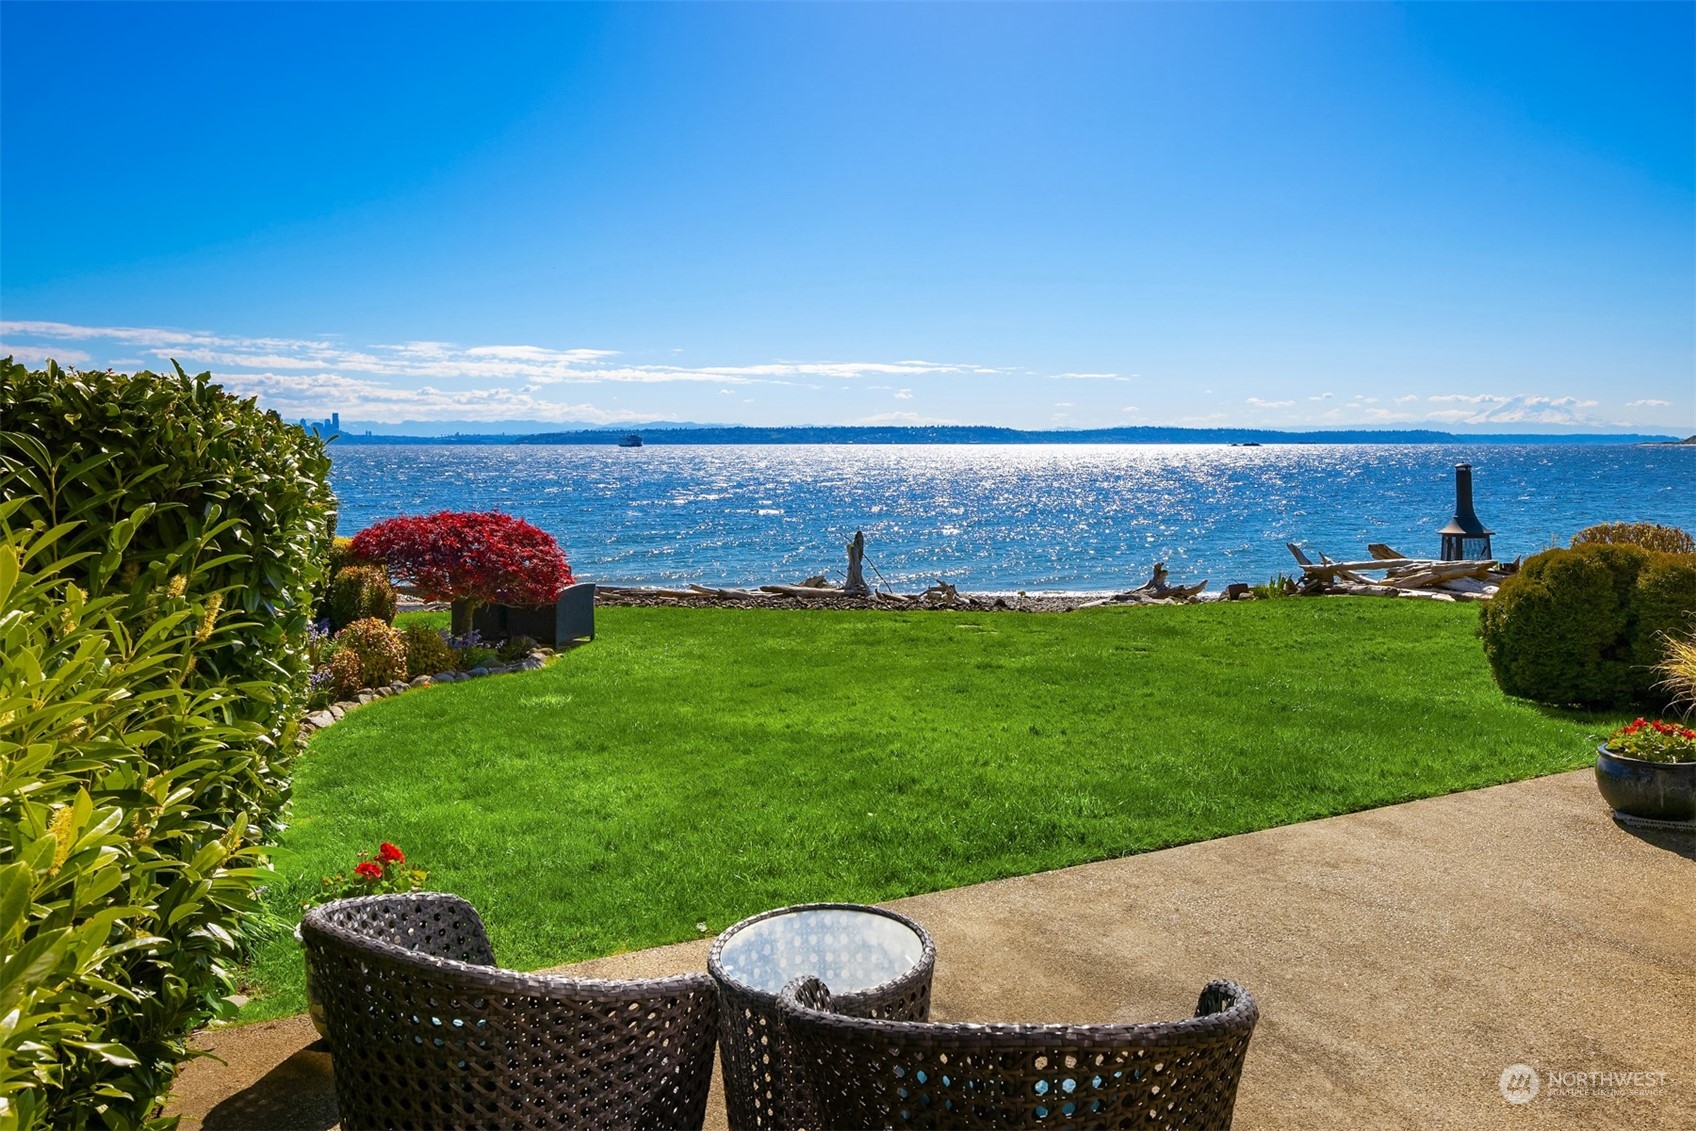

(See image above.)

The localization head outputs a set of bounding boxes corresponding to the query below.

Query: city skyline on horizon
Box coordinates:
[3,4,1690,433]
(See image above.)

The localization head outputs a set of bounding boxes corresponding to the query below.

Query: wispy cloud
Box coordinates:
[1627,398,1671,408]
[0,319,1024,422]
[1048,371,1131,381]
[211,371,655,424]
[0,341,92,366]
[0,320,993,388]
[1245,397,1295,409]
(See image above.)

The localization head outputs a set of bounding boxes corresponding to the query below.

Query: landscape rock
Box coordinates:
[328,705,345,720]
[410,675,433,687]
[356,692,374,705]
[468,666,490,677]
[1225,583,1251,601]
[306,711,335,729]
[432,671,457,682]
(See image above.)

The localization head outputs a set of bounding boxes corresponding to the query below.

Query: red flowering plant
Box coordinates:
[1603,718,1696,764]
[304,841,430,908]
[349,511,573,634]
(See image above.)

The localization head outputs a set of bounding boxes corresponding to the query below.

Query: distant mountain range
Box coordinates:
[330,424,1683,446]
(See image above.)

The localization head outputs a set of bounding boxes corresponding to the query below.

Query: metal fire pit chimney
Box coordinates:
[1437,463,1493,561]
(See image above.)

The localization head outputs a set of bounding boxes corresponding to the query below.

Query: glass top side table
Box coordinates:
[709,903,936,1131]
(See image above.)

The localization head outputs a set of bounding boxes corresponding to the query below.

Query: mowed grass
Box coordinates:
[241,600,1616,1020]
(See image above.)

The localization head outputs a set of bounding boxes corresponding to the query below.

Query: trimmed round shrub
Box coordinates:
[1572,522,1695,556]
[335,617,408,687]
[403,623,458,678]
[327,563,398,629]
[1481,543,1696,707]
[323,647,366,700]
[1636,553,1696,684]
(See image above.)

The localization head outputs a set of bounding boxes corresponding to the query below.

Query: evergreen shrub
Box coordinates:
[403,624,458,679]
[1481,542,1696,707]
[326,563,397,630]
[334,618,408,688]
[0,359,334,1126]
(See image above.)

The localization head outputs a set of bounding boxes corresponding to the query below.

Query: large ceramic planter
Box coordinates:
[295,923,329,1039]
[1595,746,1696,823]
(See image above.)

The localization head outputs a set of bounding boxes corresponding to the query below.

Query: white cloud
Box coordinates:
[0,319,986,388]
[894,389,914,400]
[1,342,92,365]
[211,371,653,423]
[1627,398,1672,408]
[1246,397,1295,409]
[0,319,1014,422]
[1121,405,1140,414]
[1049,372,1130,381]
[1428,393,1510,404]
[1394,394,1420,405]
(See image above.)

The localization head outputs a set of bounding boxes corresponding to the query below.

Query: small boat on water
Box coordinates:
[618,433,643,448]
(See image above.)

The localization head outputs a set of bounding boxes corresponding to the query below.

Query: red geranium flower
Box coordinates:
[354,861,383,880]
[378,842,406,864]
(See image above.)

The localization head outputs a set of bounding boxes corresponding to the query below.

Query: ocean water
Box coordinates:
[328,443,1693,591]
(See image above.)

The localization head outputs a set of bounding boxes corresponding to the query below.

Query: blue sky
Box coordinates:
[2,2,1691,432]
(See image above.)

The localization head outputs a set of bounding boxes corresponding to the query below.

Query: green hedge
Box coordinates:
[1480,542,1696,708]
[0,360,335,1127]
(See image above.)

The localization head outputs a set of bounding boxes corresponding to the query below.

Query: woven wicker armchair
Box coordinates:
[776,975,1258,1130]
[300,893,719,1131]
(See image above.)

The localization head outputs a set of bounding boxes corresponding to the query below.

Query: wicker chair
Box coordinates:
[300,893,718,1130]
[776,975,1258,1130]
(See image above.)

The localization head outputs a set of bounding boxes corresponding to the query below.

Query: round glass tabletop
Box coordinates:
[714,906,927,996]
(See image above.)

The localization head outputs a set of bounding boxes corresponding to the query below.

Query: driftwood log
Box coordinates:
[1078,562,1208,608]
[1287,542,1505,599]
[760,584,847,599]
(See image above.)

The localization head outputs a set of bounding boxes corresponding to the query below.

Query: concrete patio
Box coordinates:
[169,769,1694,1130]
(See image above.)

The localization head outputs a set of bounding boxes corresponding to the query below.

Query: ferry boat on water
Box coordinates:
[618,433,643,448]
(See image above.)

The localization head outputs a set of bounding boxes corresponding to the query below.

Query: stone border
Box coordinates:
[299,648,553,736]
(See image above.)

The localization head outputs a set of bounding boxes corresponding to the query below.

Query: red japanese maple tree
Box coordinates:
[349,512,573,631]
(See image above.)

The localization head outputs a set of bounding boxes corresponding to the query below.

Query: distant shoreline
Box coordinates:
[326,424,1683,446]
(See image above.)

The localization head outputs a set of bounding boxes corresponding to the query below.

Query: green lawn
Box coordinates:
[241,600,1616,1020]
[394,608,450,631]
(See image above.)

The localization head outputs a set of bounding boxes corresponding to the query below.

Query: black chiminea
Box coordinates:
[1437,463,1493,561]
